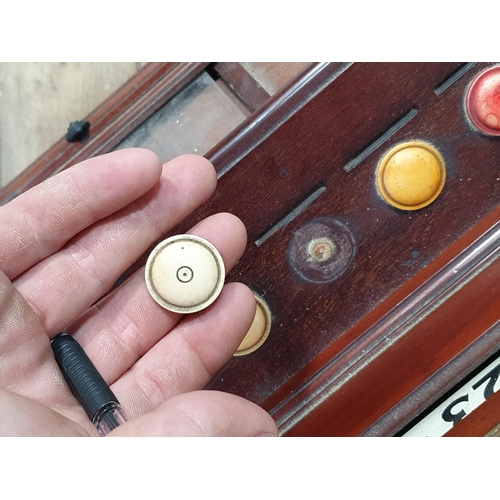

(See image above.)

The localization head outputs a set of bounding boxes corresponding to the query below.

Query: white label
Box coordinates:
[402,357,500,437]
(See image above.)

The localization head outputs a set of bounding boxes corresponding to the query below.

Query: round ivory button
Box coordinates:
[376,141,446,211]
[145,234,225,314]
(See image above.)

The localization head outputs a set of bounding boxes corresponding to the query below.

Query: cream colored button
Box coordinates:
[234,294,271,356]
[377,141,446,210]
[145,234,225,314]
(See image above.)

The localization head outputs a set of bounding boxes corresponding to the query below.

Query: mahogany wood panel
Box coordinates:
[206,62,348,176]
[0,62,209,204]
[163,62,500,435]
[275,204,500,436]
[287,234,500,436]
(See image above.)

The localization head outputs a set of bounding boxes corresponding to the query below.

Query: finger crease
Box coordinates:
[177,326,215,381]
[180,411,206,437]
[133,208,163,236]
[131,364,170,409]
[66,241,108,291]
[101,304,150,373]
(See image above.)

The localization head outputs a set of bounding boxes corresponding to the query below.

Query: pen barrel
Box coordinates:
[51,333,119,423]
[93,402,127,436]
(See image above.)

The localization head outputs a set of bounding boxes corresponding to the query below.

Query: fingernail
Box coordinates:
[254,432,276,437]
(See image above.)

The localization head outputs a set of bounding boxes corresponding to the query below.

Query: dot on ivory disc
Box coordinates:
[145,235,225,314]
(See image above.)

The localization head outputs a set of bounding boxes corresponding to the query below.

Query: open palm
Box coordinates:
[0,149,277,437]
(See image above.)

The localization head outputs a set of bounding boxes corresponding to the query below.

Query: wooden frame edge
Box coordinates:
[0,62,209,204]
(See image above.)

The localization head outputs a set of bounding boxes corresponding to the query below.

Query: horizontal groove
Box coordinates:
[342,107,418,172]
[255,184,326,247]
[434,62,476,96]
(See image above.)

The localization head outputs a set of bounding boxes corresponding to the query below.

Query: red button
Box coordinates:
[466,65,500,136]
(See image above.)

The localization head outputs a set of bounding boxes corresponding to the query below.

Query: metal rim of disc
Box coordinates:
[145,234,225,314]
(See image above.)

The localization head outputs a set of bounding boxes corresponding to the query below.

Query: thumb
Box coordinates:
[110,390,278,437]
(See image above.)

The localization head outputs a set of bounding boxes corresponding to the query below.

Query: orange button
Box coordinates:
[377,142,446,211]
[466,65,500,136]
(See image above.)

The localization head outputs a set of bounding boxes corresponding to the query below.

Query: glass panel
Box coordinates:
[0,62,144,188]
[114,71,248,162]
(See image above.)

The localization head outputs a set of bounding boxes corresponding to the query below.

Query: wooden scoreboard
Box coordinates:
[2,62,500,436]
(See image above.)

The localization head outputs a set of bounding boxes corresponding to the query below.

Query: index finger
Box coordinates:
[0,148,162,279]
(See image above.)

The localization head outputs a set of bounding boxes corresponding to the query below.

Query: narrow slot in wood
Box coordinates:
[255,184,327,247]
[342,107,418,172]
[434,62,476,96]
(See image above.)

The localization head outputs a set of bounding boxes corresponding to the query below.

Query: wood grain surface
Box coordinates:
[163,62,500,435]
[0,62,143,187]
[0,63,209,202]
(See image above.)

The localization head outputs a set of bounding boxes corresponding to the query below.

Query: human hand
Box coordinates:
[0,149,278,436]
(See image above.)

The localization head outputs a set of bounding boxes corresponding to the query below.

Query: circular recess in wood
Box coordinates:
[234,294,272,356]
[466,65,500,136]
[377,141,446,211]
[287,218,356,283]
[145,234,225,314]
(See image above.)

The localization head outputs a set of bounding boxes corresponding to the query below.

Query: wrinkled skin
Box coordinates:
[0,149,277,437]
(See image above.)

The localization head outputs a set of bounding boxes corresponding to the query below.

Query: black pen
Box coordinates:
[51,332,127,436]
